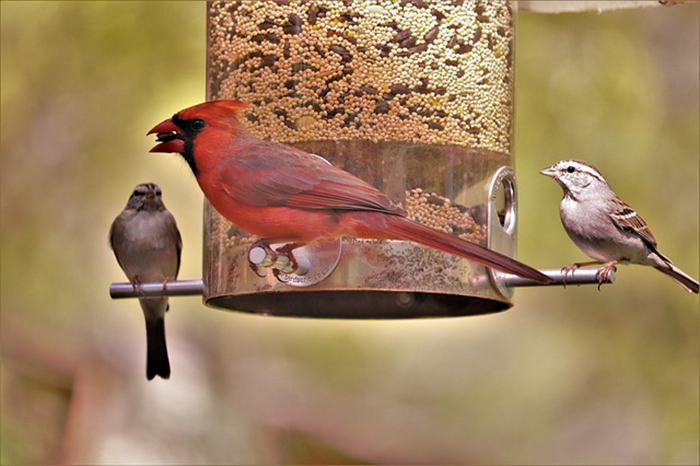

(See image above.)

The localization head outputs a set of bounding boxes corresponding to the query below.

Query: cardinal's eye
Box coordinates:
[190,119,206,131]
[566,166,575,173]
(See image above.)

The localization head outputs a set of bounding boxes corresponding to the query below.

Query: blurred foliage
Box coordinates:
[1,1,698,465]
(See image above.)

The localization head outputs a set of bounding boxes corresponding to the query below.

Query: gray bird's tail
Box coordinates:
[655,263,699,294]
[140,299,171,380]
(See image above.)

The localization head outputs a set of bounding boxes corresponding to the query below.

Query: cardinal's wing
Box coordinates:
[219,140,401,215]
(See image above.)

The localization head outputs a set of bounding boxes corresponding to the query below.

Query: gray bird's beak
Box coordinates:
[539,166,557,178]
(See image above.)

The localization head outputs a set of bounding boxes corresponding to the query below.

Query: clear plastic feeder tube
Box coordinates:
[204,0,516,318]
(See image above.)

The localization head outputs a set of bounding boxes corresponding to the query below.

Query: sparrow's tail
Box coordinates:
[655,263,700,294]
[384,216,552,284]
[141,299,171,380]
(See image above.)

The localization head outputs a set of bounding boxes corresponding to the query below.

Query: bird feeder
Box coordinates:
[203,0,519,318]
[111,0,615,317]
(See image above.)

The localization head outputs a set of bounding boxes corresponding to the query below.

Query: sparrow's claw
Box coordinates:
[160,277,173,305]
[561,261,604,288]
[595,261,618,290]
[561,263,581,287]
[131,277,145,296]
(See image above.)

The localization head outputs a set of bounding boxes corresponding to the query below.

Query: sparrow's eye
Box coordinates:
[566,166,575,173]
[190,119,206,131]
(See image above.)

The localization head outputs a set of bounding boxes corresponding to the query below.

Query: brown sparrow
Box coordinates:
[540,160,698,293]
[109,183,182,379]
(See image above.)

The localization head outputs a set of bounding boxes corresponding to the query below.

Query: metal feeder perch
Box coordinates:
[111,0,614,318]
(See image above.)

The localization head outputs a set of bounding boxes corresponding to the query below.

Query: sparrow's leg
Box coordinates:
[131,276,145,296]
[160,276,173,309]
[596,260,620,290]
[561,261,602,286]
[159,276,172,292]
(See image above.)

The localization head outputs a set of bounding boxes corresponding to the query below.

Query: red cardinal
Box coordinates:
[149,100,551,283]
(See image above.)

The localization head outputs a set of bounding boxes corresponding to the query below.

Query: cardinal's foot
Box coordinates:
[273,243,300,274]
[248,240,277,277]
[248,241,301,278]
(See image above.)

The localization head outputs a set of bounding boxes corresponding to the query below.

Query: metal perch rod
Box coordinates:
[499,268,614,288]
[110,279,204,299]
[109,268,613,299]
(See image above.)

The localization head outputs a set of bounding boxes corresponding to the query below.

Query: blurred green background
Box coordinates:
[1,1,698,464]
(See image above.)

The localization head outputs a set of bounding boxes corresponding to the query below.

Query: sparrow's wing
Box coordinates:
[176,229,182,277]
[108,215,127,271]
[165,212,183,278]
[609,197,658,248]
[218,140,401,215]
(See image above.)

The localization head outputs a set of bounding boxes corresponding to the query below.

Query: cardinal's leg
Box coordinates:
[273,243,303,273]
[248,239,277,277]
[248,240,306,278]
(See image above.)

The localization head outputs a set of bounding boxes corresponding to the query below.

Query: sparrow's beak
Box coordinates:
[148,118,185,154]
[145,186,158,199]
[539,166,557,178]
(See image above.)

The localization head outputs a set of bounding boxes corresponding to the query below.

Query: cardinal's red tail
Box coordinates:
[385,217,552,283]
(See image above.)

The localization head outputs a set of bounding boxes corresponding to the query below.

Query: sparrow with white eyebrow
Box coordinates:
[110,183,182,379]
[540,160,698,293]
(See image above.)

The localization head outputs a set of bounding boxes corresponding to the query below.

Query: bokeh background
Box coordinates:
[1,1,698,464]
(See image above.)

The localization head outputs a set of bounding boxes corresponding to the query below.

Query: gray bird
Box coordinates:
[109,183,182,379]
[540,160,698,293]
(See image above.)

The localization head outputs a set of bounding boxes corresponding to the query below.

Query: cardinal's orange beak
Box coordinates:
[148,118,185,154]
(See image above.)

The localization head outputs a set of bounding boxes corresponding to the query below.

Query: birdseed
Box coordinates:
[207,0,513,153]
